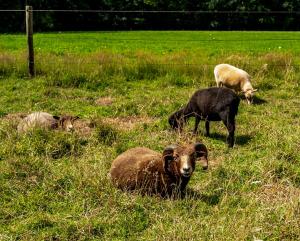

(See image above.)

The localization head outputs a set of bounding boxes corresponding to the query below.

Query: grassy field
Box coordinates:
[0,31,300,240]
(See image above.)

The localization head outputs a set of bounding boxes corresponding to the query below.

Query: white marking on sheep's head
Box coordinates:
[162,143,208,179]
[59,115,79,132]
[179,155,193,177]
[244,89,257,105]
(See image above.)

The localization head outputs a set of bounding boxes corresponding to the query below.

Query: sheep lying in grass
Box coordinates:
[169,87,240,147]
[214,63,257,104]
[17,112,79,133]
[110,143,208,197]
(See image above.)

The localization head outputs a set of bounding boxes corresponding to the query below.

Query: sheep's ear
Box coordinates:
[73,116,80,121]
[194,143,208,170]
[162,145,177,173]
[252,89,258,92]
[53,115,60,120]
[194,143,208,159]
[58,116,66,125]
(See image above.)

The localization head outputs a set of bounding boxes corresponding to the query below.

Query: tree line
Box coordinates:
[1,0,300,32]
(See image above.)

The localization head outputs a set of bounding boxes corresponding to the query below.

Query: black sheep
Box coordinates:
[169,87,240,147]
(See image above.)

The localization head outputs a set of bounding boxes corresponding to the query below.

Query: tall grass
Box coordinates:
[1,50,297,89]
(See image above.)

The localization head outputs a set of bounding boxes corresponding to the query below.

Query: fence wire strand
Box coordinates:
[1,9,300,14]
[4,35,300,42]
[2,59,300,68]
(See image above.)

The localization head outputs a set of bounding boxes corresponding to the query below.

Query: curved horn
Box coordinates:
[194,143,208,170]
[194,143,207,157]
[162,145,177,174]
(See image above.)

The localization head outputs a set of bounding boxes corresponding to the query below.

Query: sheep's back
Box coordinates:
[17,112,57,133]
[110,147,165,191]
[189,87,239,116]
[215,64,249,90]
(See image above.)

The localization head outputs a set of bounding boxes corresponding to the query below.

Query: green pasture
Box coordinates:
[0,31,299,240]
[1,31,300,54]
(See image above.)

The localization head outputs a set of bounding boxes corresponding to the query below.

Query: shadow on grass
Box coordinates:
[185,189,221,206]
[123,187,221,205]
[253,95,268,105]
[240,95,268,105]
[209,132,252,146]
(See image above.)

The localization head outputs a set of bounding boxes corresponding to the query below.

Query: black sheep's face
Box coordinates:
[163,143,208,178]
[168,113,183,130]
[168,114,179,129]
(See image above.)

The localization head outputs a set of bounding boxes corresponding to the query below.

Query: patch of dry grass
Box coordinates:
[95,96,114,106]
[102,116,157,131]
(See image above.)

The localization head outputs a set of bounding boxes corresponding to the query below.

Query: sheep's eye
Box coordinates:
[173,155,180,162]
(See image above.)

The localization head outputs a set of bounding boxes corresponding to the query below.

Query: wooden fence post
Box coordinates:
[26,5,35,77]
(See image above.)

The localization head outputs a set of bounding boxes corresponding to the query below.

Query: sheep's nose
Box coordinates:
[247,98,253,105]
[183,167,191,172]
[202,165,208,170]
[67,126,74,132]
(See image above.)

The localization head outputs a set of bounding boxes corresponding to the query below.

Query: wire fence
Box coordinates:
[5,35,300,42]
[1,10,300,13]
[1,8,300,32]
[0,8,300,77]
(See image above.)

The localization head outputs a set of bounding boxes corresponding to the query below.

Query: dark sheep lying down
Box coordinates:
[169,87,240,147]
[110,143,208,197]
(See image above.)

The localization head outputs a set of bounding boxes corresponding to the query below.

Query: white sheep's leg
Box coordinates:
[217,81,224,87]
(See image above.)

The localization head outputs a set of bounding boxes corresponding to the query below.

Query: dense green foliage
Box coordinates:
[1,0,300,31]
[0,31,300,240]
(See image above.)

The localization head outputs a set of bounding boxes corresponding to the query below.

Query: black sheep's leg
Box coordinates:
[193,117,200,134]
[205,120,210,137]
[226,120,235,148]
[220,112,235,148]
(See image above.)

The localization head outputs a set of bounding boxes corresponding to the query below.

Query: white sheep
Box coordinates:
[214,63,257,104]
[17,112,78,133]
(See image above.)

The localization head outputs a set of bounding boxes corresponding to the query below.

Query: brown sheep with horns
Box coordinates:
[109,143,208,197]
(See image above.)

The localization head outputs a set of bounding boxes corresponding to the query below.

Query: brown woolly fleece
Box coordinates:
[110,143,208,197]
